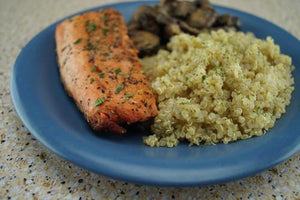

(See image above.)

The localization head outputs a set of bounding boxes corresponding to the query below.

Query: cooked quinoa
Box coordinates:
[141,30,294,147]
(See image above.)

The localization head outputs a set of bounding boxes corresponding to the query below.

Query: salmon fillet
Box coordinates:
[55,8,158,134]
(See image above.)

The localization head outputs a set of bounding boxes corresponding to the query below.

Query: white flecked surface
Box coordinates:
[0,0,299,199]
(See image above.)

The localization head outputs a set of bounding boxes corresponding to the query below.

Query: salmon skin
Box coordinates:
[55,8,158,134]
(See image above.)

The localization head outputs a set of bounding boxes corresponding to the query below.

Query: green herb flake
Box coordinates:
[125,93,133,98]
[94,97,105,106]
[102,28,109,36]
[92,66,97,72]
[115,68,121,74]
[90,78,94,84]
[86,42,93,50]
[202,75,206,81]
[74,38,82,44]
[84,20,89,27]
[99,72,105,78]
[104,52,110,56]
[85,42,98,51]
[88,22,97,33]
[115,85,124,93]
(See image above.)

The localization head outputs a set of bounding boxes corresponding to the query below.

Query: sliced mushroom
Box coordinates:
[214,14,241,29]
[127,21,140,32]
[231,17,241,29]
[159,0,174,7]
[195,0,212,8]
[129,31,160,57]
[129,5,161,34]
[131,5,158,22]
[140,18,161,35]
[170,1,197,19]
[164,23,182,38]
[155,7,173,25]
[159,0,175,13]
[179,21,201,35]
[188,8,218,29]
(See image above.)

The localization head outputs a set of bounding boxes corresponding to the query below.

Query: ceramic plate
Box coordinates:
[11,1,300,186]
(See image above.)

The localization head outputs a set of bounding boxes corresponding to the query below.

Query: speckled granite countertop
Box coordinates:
[1,0,299,199]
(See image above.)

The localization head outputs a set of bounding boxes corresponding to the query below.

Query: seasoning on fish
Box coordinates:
[55,8,158,134]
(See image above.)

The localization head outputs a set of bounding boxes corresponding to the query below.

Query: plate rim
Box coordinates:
[10,0,300,187]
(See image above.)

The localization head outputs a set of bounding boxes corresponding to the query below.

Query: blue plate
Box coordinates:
[11,1,300,186]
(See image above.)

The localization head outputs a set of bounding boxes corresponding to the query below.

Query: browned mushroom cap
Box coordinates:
[179,20,201,35]
[129,31,160,57]
[130,5,161,35]
[155,7,173,25]
[164,23,182,38]
[140,18,161,35]
[170,1,197,19]
[159,0,175,13]
[195,0,212,8]
[214,14,241,28]
[127,21,140,32]
[188,8,218,29]
[131,5,172,25]
[131,5,158,22]
[159,0,175,7]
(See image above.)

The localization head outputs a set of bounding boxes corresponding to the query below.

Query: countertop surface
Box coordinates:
[0,0,299,199]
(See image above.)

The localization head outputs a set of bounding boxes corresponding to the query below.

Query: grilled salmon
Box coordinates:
[55,8,158,134]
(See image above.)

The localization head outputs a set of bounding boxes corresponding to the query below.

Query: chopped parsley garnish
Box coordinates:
[102,28,109,36]
[115,68,121,74]
[92,66,97,72]
[115,85,124,93]
[90,78,94,84]
[94,97,105,106]
[202,75,206,81]
[85,42,98,51]
[86,42,93,50]
[125,93,133,98]
[84,20,89,27]
[74,38,82,44]
[104,52,110,56]
[99,72,105,78]
[88,22,96,33]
